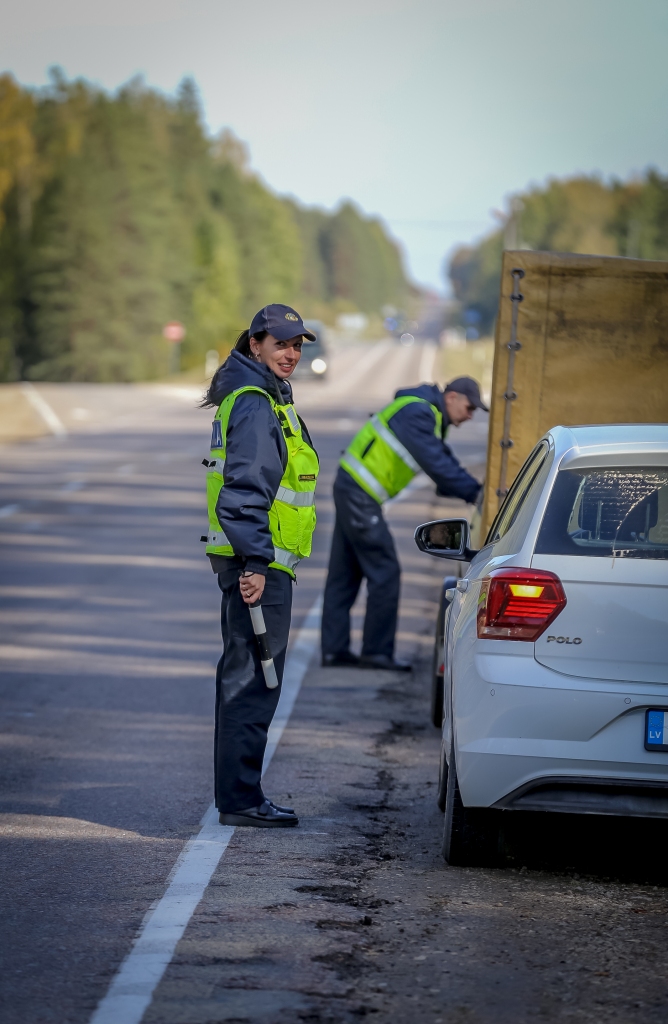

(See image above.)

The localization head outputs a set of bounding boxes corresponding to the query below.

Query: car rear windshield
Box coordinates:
[535,466,668,560]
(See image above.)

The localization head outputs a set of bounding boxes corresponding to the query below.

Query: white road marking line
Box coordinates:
[89,595,322,1024]
[20,382,67,437]
[0,504,20,518]
[418,341,437,383]
[265,595,322,769]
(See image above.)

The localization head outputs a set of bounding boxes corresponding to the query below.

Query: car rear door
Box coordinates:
[531,463,668,684]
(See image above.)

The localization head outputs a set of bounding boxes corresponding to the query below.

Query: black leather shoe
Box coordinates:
[322,651,360,667]
[268,798,294,814]
[359,654,412,672]
[219,800,298,828]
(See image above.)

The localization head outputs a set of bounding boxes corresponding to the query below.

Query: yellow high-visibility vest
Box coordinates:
[205,386,318,576]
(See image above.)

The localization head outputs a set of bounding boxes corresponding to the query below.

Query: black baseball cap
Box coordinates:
[444,376,489,412]
[249,304,316,342]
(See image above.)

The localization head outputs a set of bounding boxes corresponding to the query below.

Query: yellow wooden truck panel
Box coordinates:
[482,250,668,536]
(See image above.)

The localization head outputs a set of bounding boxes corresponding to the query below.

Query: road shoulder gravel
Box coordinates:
[145,652,668,1024]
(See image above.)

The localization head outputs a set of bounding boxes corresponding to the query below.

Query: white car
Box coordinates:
[415,424,668,866]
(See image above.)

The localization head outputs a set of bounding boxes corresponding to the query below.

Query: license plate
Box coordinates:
[645,709,668,752]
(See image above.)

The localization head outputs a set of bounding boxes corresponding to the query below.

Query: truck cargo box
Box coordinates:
[481,250,668,537]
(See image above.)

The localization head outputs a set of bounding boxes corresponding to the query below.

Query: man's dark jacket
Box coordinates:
[338,383,480,504]
[206,350,316,575]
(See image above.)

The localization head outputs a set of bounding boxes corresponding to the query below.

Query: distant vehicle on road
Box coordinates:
[290,320,328,381]
[416,424,668,866]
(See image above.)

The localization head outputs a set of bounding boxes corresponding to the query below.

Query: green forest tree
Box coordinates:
[0,71,410,382]
[449,172,668,334]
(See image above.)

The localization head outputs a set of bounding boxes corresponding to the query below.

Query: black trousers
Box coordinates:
[321,472,400,660]
[214,567,292,813]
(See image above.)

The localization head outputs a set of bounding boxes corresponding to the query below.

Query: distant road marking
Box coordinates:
[418,341,437,383]
[89,596,322,1024]
[0,504,20,518]
[20,383,67,437]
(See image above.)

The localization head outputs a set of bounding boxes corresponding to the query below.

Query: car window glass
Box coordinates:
[487,443,549,545]
[536,466,668,560]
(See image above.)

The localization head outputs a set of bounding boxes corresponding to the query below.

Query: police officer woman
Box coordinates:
[202,304,319,828]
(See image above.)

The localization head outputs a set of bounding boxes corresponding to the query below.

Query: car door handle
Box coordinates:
[456,579,469,593]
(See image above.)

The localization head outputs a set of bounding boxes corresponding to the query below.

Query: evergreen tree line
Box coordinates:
[449,172,668,334]
[0,71,410,382]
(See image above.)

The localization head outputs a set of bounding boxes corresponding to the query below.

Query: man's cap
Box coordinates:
[249,304,316,342]
[444,376,489,412]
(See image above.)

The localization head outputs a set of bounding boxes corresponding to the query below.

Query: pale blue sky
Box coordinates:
[2,0,667,290]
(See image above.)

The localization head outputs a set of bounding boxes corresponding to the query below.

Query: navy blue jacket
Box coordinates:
[206,350,315,575]
[390,384,481,502]
[337,383,481,505]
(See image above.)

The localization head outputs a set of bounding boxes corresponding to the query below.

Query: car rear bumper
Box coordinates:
[493,776,668,818]
[454,641,668,815]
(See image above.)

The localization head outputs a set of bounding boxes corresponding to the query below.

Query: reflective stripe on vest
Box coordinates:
[340,452,389,502]
[206,531,301,571]
[340,395,441,503]
[207,458,225,474]
[275,485,315,507]
[271,547,301,571]
[370,414,421,473]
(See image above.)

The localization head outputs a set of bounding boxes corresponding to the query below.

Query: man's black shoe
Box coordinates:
[321,651,360,667]
[219,800,298,828]
[359,654,412,672]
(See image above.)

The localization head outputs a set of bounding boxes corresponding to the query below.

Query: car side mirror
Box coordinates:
[413,518,479,561]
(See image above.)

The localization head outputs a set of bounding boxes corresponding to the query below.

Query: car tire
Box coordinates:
[442,744,501,867]
[430,578,457,728]
[436,731,448,812]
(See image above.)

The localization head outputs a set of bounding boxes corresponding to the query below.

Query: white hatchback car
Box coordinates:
[415,424,668,866]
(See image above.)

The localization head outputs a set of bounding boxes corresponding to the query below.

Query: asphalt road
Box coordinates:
[1,343,667,1024]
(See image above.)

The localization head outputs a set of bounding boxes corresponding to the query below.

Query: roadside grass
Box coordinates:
[437,337,494,402]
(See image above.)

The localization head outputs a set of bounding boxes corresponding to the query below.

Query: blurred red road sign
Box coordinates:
[163,321,186,343]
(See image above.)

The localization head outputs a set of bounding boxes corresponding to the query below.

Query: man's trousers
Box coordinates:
[321,471,400,660]
[214,567,292,813]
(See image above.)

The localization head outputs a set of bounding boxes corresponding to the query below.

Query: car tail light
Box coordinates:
[477,568,566,641]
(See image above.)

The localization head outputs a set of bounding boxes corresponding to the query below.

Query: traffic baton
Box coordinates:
[249,601,279,689]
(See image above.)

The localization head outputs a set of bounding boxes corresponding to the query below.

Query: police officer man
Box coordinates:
[321,376,486,671]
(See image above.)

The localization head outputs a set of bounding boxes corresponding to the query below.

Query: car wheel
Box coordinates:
[430,578,456,728]
[436,730,448,812]
[442,744,501,867]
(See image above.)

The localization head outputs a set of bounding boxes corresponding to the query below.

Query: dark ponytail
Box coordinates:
[201,329,268,407]
[234,328,267,358]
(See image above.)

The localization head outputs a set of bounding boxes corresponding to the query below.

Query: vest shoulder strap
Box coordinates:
[212,386,276,454]
[216,385,275,417]
[379,395,442,435]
